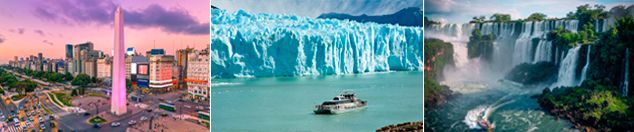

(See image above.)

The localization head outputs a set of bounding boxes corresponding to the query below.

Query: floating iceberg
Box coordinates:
[211,9,423,78]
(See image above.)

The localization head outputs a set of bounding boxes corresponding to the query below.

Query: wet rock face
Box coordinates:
[377,121,424,132]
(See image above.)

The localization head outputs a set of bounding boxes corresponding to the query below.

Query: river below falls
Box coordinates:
[425,80,578,132]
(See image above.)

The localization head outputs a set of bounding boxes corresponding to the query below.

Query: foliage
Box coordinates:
[88,116,107,124]
[467,29,495,61]
[470,15,486,23]
[71,74,92,88]
[539,80,634,129]
[547,23,597,48]
[424,17,440,27]
[526,13,547,21]
[566,4,608,26]
[490,13,511,22]
[53,92,73,106]
[10,94,25,101]
[424,38,454,80]
[14,80,37,95]
[424,78,452,109]
[505,62,558,85]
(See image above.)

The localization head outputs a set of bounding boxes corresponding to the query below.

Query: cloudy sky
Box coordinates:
[0,0,209,64]
[212,0,422,18]
[425,0,633,23]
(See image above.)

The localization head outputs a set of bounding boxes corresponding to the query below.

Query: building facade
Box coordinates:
[186,48,209,102]
[148,49,175,93]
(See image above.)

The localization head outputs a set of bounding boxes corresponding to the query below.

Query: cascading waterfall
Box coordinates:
[623,48,629,97]
[579,45,591,85]
[426,19,612,88]
[553,46,581,88]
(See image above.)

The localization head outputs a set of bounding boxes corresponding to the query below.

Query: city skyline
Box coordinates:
[0,0,209,64]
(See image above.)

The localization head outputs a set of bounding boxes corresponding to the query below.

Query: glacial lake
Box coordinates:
[211,71,423,131]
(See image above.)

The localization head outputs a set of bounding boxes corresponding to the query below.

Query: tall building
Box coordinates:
[126,55,148,79]
[186,48,209,102]
[66,44,73,60]
[97,56,112,79]
[176,47,194,89]
[72,42,94,75]
[38,53,43,71]
[111,6,127,115]
[148,49,175,93]
[84,59,97,78]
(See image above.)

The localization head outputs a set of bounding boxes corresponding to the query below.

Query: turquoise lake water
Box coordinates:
[211,71,423,131]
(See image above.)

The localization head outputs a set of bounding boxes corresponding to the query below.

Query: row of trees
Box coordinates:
[0,68,37,95]
[470,4,609,24]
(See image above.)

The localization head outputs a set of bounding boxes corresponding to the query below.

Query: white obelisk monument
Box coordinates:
[111,6,127,115]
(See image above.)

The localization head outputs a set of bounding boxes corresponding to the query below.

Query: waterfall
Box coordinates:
[553,46,581,88]
[623,48,629,97]
[579,45,591,85]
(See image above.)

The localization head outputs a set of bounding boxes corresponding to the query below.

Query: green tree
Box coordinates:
[566,4,608,26]
[64,72,74,81]
[467,29,496,61]
[71,89,78,96]
[490,13,511,22]
[470,15,487,23]
[526,13,547,21]
[71,74,91,88]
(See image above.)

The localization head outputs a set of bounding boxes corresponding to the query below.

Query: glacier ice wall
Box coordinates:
[211,9,423,78]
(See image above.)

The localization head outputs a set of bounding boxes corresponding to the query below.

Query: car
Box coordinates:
[38,117,43,121]
[128,120,136,125]
[40,124,46,129]
[49,122,56,128]
[83,112,91,116]
[140,116,148,121]
[92,124,101,128]
[110,122,120,127]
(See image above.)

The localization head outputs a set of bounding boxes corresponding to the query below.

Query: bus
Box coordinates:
[197,111,209,121]
[159,103,175,112]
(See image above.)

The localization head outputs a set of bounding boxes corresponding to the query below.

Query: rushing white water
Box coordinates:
[553,46,582,88]
[211,9,423,78]
[623,48,630,97]
[579,45,591,85]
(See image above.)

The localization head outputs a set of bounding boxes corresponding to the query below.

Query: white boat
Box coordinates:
[314,91,367,114]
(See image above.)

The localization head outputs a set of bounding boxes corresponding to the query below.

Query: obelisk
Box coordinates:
[111,6,127,115]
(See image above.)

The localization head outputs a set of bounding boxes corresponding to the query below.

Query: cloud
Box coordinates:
[34,29,45,36]
[33,0,208,35]
[8,28,25,34]
[0,34,5,44]
[124,4,209,35]
[42,40,54,45]
[424,0,455,14]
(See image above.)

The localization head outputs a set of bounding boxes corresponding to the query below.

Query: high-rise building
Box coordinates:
[97,56,112,79]
[149,49,175,93]
[66,44,73,60]
[38,53,43,71]
[72,42,94,75]
[186,47,209,102]
[111,6,127,115]
[176,47,194,89]
[84,59,97,78]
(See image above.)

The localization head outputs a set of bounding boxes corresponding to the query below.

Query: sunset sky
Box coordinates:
[0,0,210,64]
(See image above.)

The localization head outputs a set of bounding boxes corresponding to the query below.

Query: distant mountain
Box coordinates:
[317,7,422,27]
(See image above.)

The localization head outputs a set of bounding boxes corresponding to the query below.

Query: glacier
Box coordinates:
[211,9,423,78]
